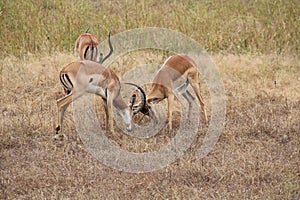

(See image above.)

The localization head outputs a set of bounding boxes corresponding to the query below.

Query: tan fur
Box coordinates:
[74,33,99,61]
[56,60,131,135]
[144,54,208,129]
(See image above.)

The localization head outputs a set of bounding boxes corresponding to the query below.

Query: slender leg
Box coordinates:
[56,93,73,134]
[181,90,194,119]
[106,92,115,134]
[102,98,109,132]
[167,92,175,130]
[189,73,208,124]
[91,85,109,131]
[56,91,85,134]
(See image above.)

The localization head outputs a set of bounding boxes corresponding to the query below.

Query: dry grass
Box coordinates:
[1,52,299,199]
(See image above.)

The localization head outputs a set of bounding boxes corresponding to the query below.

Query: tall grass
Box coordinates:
[0,0,299,58]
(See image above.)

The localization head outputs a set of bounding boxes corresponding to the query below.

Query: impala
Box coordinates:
[74,29,113,64]
[131,54,208,129]
[55,60,146,135]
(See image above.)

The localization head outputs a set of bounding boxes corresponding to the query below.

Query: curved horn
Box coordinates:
[85,27,90,33]
[100,28,113,64]
[129,94,136,109]
[124,82,146,115]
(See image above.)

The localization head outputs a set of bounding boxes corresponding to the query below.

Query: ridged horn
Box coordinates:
[99,28,113,64]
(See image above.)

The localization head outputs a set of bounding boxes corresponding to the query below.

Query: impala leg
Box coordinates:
[102,98,109,132]
[167,92,175,130]
[189,75,208,124]
[56,93,73,135]
[55,91,85,135]
[91,85,109,131]
[106,93,115,134]
[182,90,195,119]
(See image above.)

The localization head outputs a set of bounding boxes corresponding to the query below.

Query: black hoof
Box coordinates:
[55,126,60,132]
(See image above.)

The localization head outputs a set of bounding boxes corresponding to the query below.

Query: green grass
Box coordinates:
[0,0,299,57]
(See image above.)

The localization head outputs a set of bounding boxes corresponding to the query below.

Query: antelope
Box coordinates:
[74,28,113,63]
[55,60,146,136]
[131,54,208,130]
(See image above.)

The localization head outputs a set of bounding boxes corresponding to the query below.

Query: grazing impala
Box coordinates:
[74,29,113,63]
[55,60,146,135]
[131,54,208,129]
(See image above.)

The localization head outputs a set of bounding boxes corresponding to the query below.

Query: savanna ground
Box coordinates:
[1,0,299,199]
